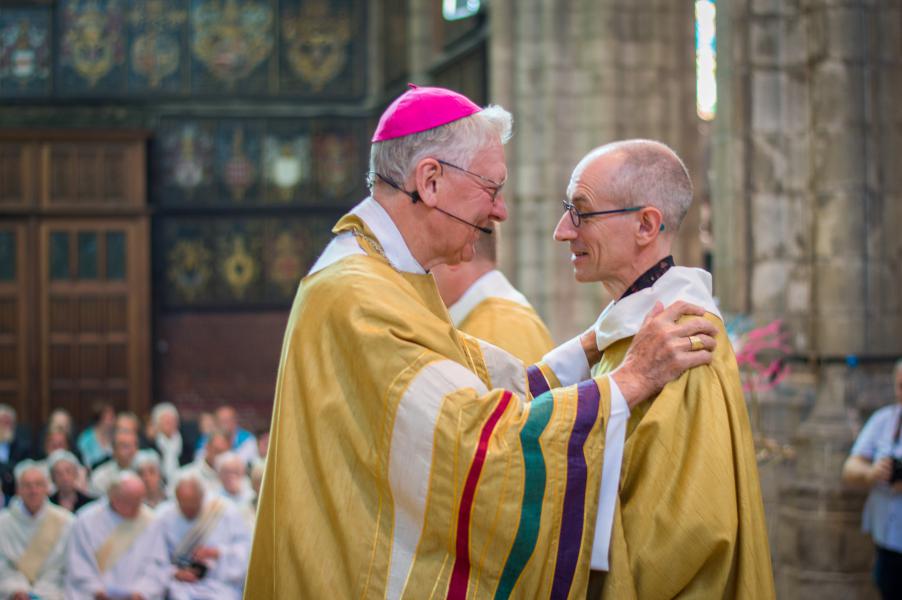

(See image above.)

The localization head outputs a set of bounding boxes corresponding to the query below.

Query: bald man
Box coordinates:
[156,474,252,600]
[0,461,73,600]
[433,233,554,364]
[554,140,774,599]
[65,472,169,600]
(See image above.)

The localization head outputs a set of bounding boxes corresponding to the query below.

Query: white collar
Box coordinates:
[349,197,426,274]
[309,197,427,276]
[594,266,721,351]
[448,270,531,326]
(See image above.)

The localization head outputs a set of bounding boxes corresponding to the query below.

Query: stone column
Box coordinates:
[714,0,901,597]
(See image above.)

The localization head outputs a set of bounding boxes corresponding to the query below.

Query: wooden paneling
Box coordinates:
[0,130,150,428]
[39,219,149,425]
[0,223,28,419]
[0,143,37,210]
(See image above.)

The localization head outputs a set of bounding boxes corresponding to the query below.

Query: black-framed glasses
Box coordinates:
[437,159,505,202]
[562,200,644,227]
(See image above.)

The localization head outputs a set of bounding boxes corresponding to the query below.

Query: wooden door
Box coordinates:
[38,219,149,425]
[0,222,30,418]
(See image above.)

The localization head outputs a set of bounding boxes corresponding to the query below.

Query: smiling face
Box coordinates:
[432,140,509,266]
[553,151,639,285]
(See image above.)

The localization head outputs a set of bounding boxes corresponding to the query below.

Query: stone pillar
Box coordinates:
[714,0,901,597]
[489,0,701,340]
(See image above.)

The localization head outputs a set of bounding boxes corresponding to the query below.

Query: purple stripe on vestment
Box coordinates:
[549,379,601,599]
[527,364,550,398]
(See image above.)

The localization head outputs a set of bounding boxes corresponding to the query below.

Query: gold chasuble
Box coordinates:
[588,267,775,600]
[451,270,555,364]
[246,204,620,599]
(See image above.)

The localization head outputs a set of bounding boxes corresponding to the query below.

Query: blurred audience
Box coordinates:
[147,402,197,483]
[48,450,94,513]
[1,404,33,504]
[66,471,169,599]
[216,451,254,507]
[175,429,231,494]
[89,428,139,496]
[76,402,116,469]
[1,401,262,598]
[136,449,168,509]
[0,460,73,600]
[157,473,252,600]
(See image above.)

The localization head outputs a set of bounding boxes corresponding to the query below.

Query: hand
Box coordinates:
[129,594,146,600]
[612,301,717,408]
[11,591,30,600]
[174,568,199,583]
[94,593,111,600]
[868,457,893,487]
[192,545,220,562]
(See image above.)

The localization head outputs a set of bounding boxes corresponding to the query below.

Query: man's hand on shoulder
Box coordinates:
[612,300,717,408]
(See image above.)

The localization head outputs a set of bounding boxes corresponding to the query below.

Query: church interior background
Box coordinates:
[0,0,899,597]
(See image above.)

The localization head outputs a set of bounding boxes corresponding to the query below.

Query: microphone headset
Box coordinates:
[374,172,493,235]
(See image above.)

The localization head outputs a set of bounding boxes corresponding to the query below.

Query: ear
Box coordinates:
[413,158,442,207]
[636,207,664,246]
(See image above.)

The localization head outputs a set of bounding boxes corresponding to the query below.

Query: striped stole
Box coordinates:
[173,497,226,562]
[95,506,154,573]
[15,506,69,583]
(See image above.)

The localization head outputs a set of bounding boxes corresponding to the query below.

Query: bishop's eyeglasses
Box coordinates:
[561,200,644,227]
[437,159,505,202]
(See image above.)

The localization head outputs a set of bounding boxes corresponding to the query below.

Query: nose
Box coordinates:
[490,192,508,222]
[553,211,575,241]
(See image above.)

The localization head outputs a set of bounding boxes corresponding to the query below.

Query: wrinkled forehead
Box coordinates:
[567,148,624,201]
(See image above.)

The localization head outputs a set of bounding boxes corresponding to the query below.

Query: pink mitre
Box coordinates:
[372,83,482,142]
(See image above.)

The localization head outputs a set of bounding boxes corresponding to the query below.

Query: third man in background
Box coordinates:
[433,232,554,364]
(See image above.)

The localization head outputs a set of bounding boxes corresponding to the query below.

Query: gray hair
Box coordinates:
[150,402,179,428]
[0,403,15,420]
[172,470,205,496]
[14,459,49,485]
[47,449,81,472]
[894,358,902,377]
[368,105,513,190]
[570,139,693,232]
[134,449,161,470]
[108,470,143,496]
[214,450,244,473]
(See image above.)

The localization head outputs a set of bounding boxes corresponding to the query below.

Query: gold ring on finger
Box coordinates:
[689,335,704,352]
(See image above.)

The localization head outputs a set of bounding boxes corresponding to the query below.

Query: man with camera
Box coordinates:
[842,359,902,600]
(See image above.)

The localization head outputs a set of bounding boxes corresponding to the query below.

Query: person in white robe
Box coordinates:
[170,430,229,496]
[89,429,139,497]
[134,450,167,509]
[149,403,186,484]
[65,471,169,600]
[156,473,252,600]
[0,460,74,600]
[214,452,254,508]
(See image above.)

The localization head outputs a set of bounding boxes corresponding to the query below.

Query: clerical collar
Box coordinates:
[349,198,427,274]
[620,255,675,300]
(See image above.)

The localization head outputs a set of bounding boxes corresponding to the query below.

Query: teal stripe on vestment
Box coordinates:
[494,390,555,599]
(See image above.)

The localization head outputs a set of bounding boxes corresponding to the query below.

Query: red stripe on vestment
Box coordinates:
[446,390,514,600]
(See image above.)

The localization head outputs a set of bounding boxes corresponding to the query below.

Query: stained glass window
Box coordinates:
[696,0,717,121]
[443,0,480,21]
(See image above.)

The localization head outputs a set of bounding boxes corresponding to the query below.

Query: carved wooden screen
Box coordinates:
[38,220,149,424]
[0,130,150,427]
[0,222,28,414]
